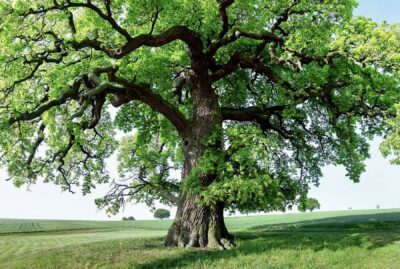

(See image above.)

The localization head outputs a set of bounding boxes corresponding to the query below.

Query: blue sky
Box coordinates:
[354,0,399,23]
[0,0,399,220]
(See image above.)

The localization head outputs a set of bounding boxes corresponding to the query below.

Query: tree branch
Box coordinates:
[115,26,204,67]
[207,30,282,58]
[270,0,302,32]
[22,1,132,41]
[26,122,46,166]
[209,53,279,83]
[221,105,286,122]
[216,0,234,40]
[107,69,189,136]
[8,80,81,126]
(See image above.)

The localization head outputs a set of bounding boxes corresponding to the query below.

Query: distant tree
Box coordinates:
[298,198,320,212]
[122,217,128,221]
[348,207,353,210]
[154,209,170,220]
[376,205,380,210]
[128,216,135,221]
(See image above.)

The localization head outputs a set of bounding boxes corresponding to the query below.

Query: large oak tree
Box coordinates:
[0,0,399,249]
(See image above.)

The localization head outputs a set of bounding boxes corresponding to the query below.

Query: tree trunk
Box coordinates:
[164,133,234,249]
[164,72,234,249]
[164,195,233,249]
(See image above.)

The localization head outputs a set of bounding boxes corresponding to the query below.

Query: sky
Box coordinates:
[0,0,399,221]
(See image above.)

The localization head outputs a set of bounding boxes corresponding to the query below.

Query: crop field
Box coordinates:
[0,218,171,234]
[1,209,400,269]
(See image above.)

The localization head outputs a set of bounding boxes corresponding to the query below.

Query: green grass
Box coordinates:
[1,209,400,268]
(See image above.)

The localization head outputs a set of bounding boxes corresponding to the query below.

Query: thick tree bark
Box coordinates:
[164,71,234,249]
[164,123,235,249]
[164,136,234,249]
[164,194,233,249]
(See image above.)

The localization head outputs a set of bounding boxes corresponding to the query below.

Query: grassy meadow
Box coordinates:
[1,209,400,268]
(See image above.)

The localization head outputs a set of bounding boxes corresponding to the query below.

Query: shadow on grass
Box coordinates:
[136,212,400,269]
[250,211,400,231]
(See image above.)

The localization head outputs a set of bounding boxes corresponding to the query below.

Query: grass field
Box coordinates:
[1,209,400,268]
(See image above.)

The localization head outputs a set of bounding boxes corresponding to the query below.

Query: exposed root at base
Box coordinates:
[166,237,235,250]
[205,237,235,250]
